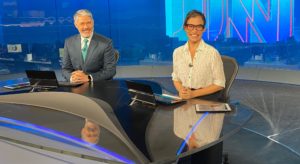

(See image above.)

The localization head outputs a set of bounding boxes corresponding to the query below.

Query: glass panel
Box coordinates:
[0,0,299,80]
[109,1,169,66]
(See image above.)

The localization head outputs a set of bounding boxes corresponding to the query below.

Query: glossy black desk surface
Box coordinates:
[0,80,253,163]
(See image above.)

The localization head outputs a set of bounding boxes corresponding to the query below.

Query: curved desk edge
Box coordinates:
[0,91,149,164]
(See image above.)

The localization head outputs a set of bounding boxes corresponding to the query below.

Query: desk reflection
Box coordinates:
[71,82,92,94]
[145,99,225,161]
[174,99,224,153]
[81,119,100,145]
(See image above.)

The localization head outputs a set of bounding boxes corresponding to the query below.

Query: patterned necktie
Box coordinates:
[82,38,88,61]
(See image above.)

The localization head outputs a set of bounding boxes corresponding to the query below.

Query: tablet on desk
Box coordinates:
[3,82,31,90]
[195,103,232,113]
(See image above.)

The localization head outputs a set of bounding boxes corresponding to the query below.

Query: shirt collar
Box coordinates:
[183,39,206,53]
[80,32,93,42]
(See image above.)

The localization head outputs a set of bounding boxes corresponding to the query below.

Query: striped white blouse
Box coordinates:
[172,40,225,89]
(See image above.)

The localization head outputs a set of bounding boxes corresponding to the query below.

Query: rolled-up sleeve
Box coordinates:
[172,49,180,82]
[212,52,225,88]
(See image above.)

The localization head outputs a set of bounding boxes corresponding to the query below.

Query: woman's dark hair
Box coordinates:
[183,10,206,27]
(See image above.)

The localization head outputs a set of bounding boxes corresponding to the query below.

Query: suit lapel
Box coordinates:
[85,34,97,66]
[75,35,84,69]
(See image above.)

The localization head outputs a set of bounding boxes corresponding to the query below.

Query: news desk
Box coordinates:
[0,80,253,164]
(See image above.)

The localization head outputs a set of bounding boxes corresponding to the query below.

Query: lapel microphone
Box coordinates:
[189,63,193,67]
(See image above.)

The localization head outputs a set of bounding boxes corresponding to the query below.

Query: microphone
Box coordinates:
[189,63,193,67]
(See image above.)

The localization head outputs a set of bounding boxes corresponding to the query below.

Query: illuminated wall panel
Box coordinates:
[166,0,294,43]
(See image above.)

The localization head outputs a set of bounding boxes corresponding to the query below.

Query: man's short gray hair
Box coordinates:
[73,9,93,22]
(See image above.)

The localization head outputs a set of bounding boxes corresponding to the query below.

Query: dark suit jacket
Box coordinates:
[62,33,116,81]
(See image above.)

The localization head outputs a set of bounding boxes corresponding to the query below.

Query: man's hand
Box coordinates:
[71,70,89,83]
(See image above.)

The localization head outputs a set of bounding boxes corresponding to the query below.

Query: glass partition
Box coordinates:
[0,0,299,80]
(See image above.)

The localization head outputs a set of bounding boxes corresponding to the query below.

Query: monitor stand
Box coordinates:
[128,91,156,106]
[30,86,57,92]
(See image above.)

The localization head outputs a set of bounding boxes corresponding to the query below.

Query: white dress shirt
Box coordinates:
[172,40,225,89]
[70,34,94,82]
[80,34,92,50]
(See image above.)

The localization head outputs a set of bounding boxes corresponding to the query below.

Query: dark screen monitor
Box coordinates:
[25,70,84,89]
[125,80,185,106]
[25,70,58,88]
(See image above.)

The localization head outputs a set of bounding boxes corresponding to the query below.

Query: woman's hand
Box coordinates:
[179,87,194,99]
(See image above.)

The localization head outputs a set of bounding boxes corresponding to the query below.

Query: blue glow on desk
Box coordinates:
[176,112,209,156]
[0,116,135,164]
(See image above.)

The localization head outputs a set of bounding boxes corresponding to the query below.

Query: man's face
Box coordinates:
[81,121,100,144]
[75,15,94,38]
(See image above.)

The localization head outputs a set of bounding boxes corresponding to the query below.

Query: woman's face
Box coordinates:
[184,16,206,44]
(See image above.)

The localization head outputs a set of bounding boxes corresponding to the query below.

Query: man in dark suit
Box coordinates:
[62,9,116,82]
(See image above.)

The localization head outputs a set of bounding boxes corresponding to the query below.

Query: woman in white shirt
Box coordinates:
[172,10,225,100]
